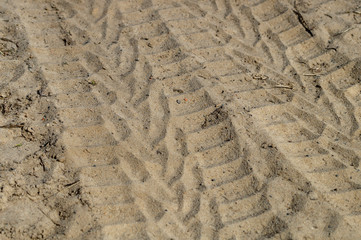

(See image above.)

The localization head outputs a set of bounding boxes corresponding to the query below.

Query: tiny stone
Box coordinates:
[309,192,318,200]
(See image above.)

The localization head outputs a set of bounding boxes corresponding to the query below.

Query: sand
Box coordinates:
[0,0,361,239]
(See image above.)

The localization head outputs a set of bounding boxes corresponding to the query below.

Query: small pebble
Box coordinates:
[309,192,318,200]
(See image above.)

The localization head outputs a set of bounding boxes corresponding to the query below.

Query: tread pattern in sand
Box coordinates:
[8,0,361,239]
[15,2,153,239]
[184,0,361,235]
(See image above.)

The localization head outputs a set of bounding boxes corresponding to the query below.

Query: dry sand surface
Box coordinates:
[1,0,361,239]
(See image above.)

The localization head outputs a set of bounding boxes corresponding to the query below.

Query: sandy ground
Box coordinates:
[0,0,361,239]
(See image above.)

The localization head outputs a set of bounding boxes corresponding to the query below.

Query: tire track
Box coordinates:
[188,0,361,228]
[48,0,202,238]
[150,4,320,239]
[228,36,361,238]
[58,1,298,238]
[14,1,169,239]
[243,0,359,137]
[58,0,361,238]
[172,1,361,238]
[13,0,361,239]
[233,4,361,232]
[190,0,359,138]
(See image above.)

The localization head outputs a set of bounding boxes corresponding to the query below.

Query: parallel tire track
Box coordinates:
[15,1,166,239]
[48,0,297,238]
[11,0,361,239]
[182,0,361,238]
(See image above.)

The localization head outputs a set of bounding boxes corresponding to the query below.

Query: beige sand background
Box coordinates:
[1,0,361,239]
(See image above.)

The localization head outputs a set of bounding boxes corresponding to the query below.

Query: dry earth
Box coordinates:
[0,0,361,239]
